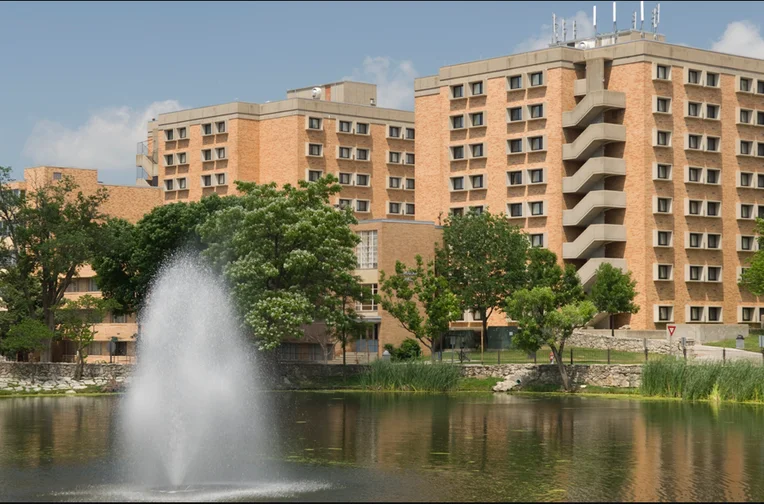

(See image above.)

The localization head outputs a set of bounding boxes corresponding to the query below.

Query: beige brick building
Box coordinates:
[414,30,764,331]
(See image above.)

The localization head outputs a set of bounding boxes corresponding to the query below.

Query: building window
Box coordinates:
[657,98,670,113]
[706,202,719,217]
[529,136,544,151]
[509,75,522,89]
[656,65,669,80]
[657,164,671,179]
[758,205,764,219]
[741,141,753,155]
[389,126,401,138]
[706,169,720,184]
[452,85,464,98]
[338,120,352,133]
[658,265,671,280]
[707,267,721,282]
[688,69,700,84]
[216,147,226,159]
[707,234,721,249]
[690,267,702,282]
[451,177,464,191]
[216,121,226,133]
[177,178,187,190]
[356,123,369,135]
[451,208,464,217]
[529,104,544,119]
[471,144,484,158]
[706,104,719,119]
[657,131,669,146]
[88,278,99,292]
[508,171,523,186]
[355,284,378,312]
[509,107,523,122]
[356,174,370,187]
[177,152,187,164]
[742,236,754,251]
[741,109,752,123]
[339,147,352,159]
[338,198,352,210]
[470,175,484,189]
[690,306,703,321]
[202,123,213,135]
[706,137,719,151]
[406,178,415,190]
[164,154,174,166]
[53,172,63,181]
[356,200,369,212]
[405,153,415,165]
[164,179,174,191]
[112,313,127,324]
[216,173,226,185]
[177,127,187,139]
[202,149,212,161]
[687,102,700,117]
[529,169,544,184]
[471,81,483,95]
[758,81,764,94]
[659,306,672,321]
[308,144,322,156]
[758,174,764,188]
[657,198,671,213]
[388,176,401,189]
[689,233,702,248]
[405,203,415,215]
[509,203,523,217]
[452,146,465,160]
[658,231,671,247]
[508,139,523,153]
[759,143,764,157]
[405,128,415,140]
[530,234,544,248]
[389,152,401,163]
[451,115,465,129]
[706,73,718,87]
[388,202,401,214]
[202,175,212,187]
[741,172,753,187]
[708,307,721,321]
[688,167,702,183]
[356,231,378,269]
[530,201,544,216]
[740,78,752,92]
[308,117,322,130]
[741,204,753,219]
[356,148,369,161]
[308,170,322,182]
[688,134,701,150]
[758,112,764,126]
[471,206,484,215]
[165,129,174,141]
[339,173,353,185]
[529,72,543,86]
[743,307,755,322]
[688,200,702,215]
[471,112,484,127]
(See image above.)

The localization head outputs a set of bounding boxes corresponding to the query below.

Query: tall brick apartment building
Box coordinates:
[414,29,764,331]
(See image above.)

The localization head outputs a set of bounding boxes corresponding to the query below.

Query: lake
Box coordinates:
[1,393,763,502]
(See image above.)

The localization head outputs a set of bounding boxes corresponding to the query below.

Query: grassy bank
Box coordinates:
[358,361,462,391]
[641,359,764,402]
[705,334,763,353]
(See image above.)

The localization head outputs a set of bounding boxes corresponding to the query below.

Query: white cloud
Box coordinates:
[343,56,418,110]
[711,21,764,58]
[514,10,595,53]
[22,100,184,177]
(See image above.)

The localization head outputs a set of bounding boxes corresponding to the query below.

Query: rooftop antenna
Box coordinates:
[632,10,636,30]
[573,20,577,40]
[640,1,645,32]
[562,18,567,42]
[613,2,617,43]
[593,5,597,35]
[552,13,558,45]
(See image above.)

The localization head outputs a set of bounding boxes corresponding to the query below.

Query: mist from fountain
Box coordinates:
[120,253,263,489]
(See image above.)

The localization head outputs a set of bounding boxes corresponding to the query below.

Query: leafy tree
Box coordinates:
[0,166,108,361]
[506,287,597,391]
[589,262,639,336]
[739,218,764,296]
[379,255,461,359]
[437,210,529,353]
[0,319,53,361]
[92,194,235,314]
[56,294,120,379]
[321,279,372,366]
[526,247,585,305]
[199,175,363,350]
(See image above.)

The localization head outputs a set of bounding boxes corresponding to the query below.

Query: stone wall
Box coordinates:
[568,330,684,355]
[461,363,643,391]
[0,362,133,381]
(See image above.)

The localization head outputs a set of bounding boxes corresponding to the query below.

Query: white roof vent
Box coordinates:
[370,98,376,107]
[311,87,322,99]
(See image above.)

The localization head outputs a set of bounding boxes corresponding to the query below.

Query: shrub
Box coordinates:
[358,360,461,392]
[396,338,422,361]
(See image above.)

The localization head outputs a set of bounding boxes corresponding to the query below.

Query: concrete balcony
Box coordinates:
[563,190,626,227]
[562,157,626,194]
[562,123,626,161]
[576,257,628,288]
[562,90,626,129]
[562,224,627,260]
[574,79,587,97]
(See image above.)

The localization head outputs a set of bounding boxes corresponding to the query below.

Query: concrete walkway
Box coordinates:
[691,344,764,364]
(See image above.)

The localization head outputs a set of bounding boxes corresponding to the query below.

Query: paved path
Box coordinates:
[691,344,764,364]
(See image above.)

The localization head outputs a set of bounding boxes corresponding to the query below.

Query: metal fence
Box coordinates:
[434,345,653,365]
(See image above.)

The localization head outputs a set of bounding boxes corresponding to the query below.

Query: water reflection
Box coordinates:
[1,394,764,502]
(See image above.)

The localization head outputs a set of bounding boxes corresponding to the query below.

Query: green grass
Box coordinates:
[455,377,502,391]
[357,360,462,392]
[705,335,764,353]
[641,358,764,402]
[426,347,646,365]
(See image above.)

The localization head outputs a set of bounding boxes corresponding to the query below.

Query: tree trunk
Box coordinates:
[75,347,84,380]
[610,314,615,337]
[551,346,571,392]
[342,336,346,367]
[41,308,55,362]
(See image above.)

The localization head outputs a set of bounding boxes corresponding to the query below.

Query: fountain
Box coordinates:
[120,253,263,491]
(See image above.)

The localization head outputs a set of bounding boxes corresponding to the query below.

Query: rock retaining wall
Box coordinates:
[0,362,132,394]
[461,363,643,391]
[568,330,683,355]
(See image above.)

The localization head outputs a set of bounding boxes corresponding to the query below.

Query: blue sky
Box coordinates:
[3,1,764,185]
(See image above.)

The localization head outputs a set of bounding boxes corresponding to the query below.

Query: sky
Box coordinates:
[2,1,764,186]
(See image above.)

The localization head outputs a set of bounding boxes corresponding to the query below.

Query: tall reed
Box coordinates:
[358,360,462,392]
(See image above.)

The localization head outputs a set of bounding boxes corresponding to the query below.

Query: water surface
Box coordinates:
[1,393,763,502]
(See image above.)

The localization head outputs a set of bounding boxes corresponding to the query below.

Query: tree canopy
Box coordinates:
[589,262,639,335]
[739,218,764,296]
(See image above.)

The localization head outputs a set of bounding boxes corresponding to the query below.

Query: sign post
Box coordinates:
[681,336,687,361]
[107,339,117,364]
[759,335,764,364]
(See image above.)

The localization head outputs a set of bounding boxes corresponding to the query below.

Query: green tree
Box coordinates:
[319,278,372,366]
[0,166,108,361]
[506,287,597,391]
[92,194,235,314]
[379,255,461,359]
[0,319,53,361]
[526,247,584,306]
[589,262,639,336]
[56,294,120,379]
[739,218,764,296]
[437,210,529,355]
[199,175,363,350]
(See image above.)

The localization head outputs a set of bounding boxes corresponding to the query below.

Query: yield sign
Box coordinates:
[667,325,677,337]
